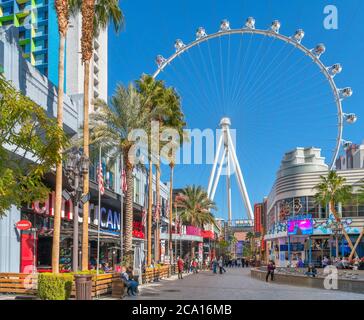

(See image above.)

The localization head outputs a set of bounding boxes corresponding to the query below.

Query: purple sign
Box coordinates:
[186,226,202,236]
[287,219,313,235]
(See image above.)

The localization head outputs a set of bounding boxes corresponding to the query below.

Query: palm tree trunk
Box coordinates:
[191,240,195,258]
[169,163,174,263]
[349,229,364,261]
[147,159,153,266]
[330,200,356,256]
[81,59,91,271]
[154,163,161,262]
[124,154,134,263]
[52,33,66,274]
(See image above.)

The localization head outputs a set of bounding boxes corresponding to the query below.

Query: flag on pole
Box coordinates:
[142,208,146,228]
[121,169,127,194]
[97,161,105,195]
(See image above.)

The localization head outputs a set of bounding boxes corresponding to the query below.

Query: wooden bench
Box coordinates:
[111,279,126,299]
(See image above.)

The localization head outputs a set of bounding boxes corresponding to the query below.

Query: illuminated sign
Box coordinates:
[287,215,313,235]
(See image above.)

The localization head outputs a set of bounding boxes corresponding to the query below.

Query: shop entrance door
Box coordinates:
[20,230,37,273]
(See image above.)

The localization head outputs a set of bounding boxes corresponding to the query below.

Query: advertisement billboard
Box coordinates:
[287,217,313,235]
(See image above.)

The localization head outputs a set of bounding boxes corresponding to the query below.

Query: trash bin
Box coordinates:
[74,274,93,300]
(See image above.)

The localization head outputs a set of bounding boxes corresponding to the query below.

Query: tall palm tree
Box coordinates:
[135,74,166,265]
[52,0,71,274]
[70,0,123,270]
[313,170,356,257]
[349,180,364,260]
[176,185,217,258]
[246,231,254,256]
[162,88,185,264]
[89,84,147,266]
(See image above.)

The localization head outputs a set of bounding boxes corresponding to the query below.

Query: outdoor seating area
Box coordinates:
[0,265,178,299]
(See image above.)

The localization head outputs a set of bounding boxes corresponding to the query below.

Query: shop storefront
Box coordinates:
[265,214,363,267]
[17,190,124,272]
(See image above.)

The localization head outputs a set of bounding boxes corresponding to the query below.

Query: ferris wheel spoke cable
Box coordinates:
[247,68,334,111]
[241,45,298,112]
[176,54,215,115]
[225,34,232,111]
[185,49,221,118]
[207,40,224,114]
[246,54,332,108]
[218,36,227,114]
[241,45,303,112]
[232,36,277,109]
[231,35,267,109]
[167,60,212,117]
[250,78,333,113]
[245,55,314,109]
[196,43,220,115]
[231,35,281,108]
[228,33,245,106]
[229,33,254,105]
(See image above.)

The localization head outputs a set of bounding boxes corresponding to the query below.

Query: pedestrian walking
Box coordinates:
[266,260,275,282]
[218,256,226,274]
[212,257,218,274]
[177,256,184,279]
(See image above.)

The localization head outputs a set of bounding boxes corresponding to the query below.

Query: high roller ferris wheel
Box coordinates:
[152,17,357,223]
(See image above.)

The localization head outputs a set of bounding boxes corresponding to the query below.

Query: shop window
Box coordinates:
[134,177,140,203]
[342,199,358,217]
[307,196,319,218]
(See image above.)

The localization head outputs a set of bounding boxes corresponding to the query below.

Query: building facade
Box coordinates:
[66,13,108,104]
[263,147,364,267]
[0,28,170,272]
[0,2,108,101]
[336,142,364,170]
[0,0,60,85]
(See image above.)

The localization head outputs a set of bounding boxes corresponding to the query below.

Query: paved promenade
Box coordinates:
[124,267,364,300]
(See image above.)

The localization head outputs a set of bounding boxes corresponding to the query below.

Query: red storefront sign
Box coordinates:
[254,203,263,233]
[132,221,145,239]
[201,230,215,239]
[32,191,72,220]
[16,220,32,231]
[186,226,202,236]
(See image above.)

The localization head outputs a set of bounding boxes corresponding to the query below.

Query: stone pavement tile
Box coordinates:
[123,268,364,300]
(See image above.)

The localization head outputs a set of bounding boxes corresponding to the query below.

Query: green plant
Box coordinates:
[38,273,73,300]
[73,270,104,275]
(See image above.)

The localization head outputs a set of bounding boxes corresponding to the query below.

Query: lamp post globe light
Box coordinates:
[64,147,90,272]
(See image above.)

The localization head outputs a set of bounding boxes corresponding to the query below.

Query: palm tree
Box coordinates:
[176,185,217,258]
[70,0,123,270]
[162,88,185,264]
[349,180,364,260]
[246,231,254,255]
[135,74,166,265]
[89,84,147,266]
[313,170,356,257]
[52,0,71,274]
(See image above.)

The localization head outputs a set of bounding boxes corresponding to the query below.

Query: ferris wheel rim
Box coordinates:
[152,26,353,170]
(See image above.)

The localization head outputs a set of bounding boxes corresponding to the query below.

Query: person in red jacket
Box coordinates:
[177,256,184,279]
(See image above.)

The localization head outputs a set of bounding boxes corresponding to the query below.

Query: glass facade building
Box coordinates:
[0,0,59,85]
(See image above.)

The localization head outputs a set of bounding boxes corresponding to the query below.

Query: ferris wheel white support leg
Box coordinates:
[207,133,224,197]
[226,148,232,224]
[210,147,226,201]
[226,129,254,220]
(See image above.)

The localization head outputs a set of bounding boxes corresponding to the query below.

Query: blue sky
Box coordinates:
[108,0,364,220]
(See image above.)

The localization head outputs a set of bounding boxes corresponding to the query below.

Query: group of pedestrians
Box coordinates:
[211,257,227,274]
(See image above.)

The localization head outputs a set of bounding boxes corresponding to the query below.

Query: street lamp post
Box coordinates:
[64,147,89,272]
